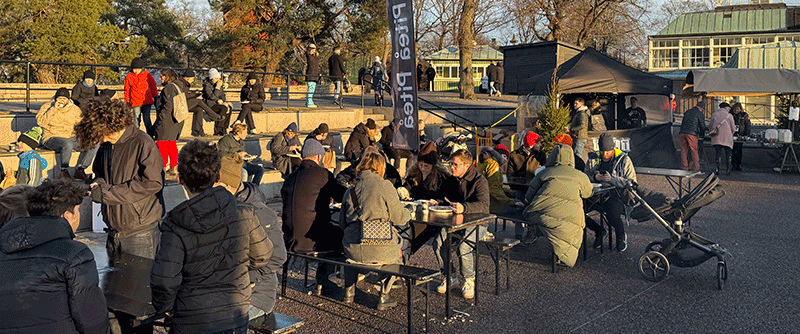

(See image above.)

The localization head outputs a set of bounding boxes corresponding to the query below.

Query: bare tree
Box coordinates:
[458,0,476,99]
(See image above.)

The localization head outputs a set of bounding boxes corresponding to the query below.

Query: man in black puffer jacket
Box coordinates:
[0,180,109,334]
[151,140,272,334]
[344,118,379,162]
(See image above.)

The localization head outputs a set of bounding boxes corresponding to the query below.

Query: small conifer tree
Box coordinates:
[537,72,571,155]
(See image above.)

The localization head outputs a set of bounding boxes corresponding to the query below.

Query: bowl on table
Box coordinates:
[429,206,454,215]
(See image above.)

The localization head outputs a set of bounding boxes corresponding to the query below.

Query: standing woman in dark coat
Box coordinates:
[730,102,751,171]
[153,69,185,179]
[238,72,266,134]
[305,44,320,108]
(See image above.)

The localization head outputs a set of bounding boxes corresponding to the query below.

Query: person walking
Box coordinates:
[679,102,706,172]
[710,102,735,175]
[152,69,185,179]
[328,46,347,106]
[305,44,320,108]
[486,61,498,96]
[238,72,266,134]
[125,57,158,132]
[496,62,504,97]
[370,57,388,106]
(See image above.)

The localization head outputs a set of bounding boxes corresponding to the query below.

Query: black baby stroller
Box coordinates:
[627,173,729,290]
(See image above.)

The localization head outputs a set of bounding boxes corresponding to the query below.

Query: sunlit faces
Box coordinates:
[417,161,433,177]
[449,157,469,178]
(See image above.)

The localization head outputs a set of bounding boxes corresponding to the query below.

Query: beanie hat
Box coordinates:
[553,133,573,147]
[419,141,438,165]
[286,122,298,133]
[219,154,243,188]
[302,139,325,158]
[719,102,730,109]
[493,144,510,157]
[524,131,540,147]
[365,118,377,130]
[131,57,144,69]
[246,72,258,81]
[209,68,221,79]
[696,101,705,110]
[182,69,195,78]
[599,132,615,152]
[318,123,329,133]
[83,70,95,80]
[18,126,43,149]
[54,87,70,99]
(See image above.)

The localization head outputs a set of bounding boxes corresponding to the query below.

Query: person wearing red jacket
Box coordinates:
[124,57,158,135]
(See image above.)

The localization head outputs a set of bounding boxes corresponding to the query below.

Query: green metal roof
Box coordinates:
[723,40,800,69]
[425,45,504,61]
[656,8,788,36]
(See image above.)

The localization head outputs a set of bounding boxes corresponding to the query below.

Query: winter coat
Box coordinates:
[523,144,593,267]
[36,99,82,141]
[403,164,448,200]
[91,124,164,238]
[153,81,185,141]
[441,165,490,214]
[369,61,386,91]
[151,186,271,334]
[679,106,706,138]
[217,133,245,157]
[710,108,735,149]
[344,123,371,162]
[507,146,545,182]
[240,81,265,105]
[586,148,637,201]
[732,111,751,137]
[125,70,158,107]
[306,50,321,82]
[380,124,412,160]
[0,216,109,334]
[425,67,436,80]
[341,170,411,265]
[570,106,590,140]
[497,66,504,84]
[281,159,347,254]
[487,64,498,82]
[270,131,301,177]
[478,156,515,214]
[71,81,98,108]
[202,78,226,108]
[16,150,47,186]
[328,53,347,79]
[237,182,286,315]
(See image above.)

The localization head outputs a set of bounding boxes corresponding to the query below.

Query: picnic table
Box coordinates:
[635,167,701,198]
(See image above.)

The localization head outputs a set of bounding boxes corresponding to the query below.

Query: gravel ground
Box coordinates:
[77,170,800,333]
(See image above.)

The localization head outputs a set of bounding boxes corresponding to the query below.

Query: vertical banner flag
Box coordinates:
[387,0,419,151]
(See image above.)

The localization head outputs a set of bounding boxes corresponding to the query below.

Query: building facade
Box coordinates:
[425,45,503,92]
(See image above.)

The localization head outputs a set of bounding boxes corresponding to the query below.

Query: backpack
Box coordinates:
[169,82,189,122]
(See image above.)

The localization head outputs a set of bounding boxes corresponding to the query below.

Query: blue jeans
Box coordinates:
[132,104,153,132]
[42,137,98,170]
[433,225,487,279]
[307,81,317,106]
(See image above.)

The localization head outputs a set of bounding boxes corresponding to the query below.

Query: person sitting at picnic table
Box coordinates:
[523,143,593,267]
[493,144,511,175]
[151,140,272,334]
[281,139,347,296]
[477,146,527,241]
[218,122,265,184]
[337,146,403,188]
[270,122,302,178]
[553,133,585,172]
[341,152,411,310]
[0,181,110,334]
[507,131,546,184]
[402,141,447,200]
[585,133,637,252]
[433,149,490,300]
[215,155,287,321]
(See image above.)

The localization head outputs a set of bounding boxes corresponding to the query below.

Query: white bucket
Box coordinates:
[778,129,793,143]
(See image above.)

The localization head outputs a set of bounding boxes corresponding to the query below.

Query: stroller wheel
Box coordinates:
[644,241,663,253]
[717,262,727,290]
[638,251,670,282]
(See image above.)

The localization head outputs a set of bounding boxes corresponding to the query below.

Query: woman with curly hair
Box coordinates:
[152,69,186,179]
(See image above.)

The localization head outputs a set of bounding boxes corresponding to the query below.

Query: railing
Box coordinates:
[0,59,356,112]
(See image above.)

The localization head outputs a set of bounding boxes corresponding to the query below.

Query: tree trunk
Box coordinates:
[458,0,475,99]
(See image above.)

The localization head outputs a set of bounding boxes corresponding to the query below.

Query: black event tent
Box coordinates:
[520,48,673,96]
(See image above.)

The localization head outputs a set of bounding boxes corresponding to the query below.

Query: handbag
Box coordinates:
[349,187,393,245]
[707,118,726,137]
[170,82,190,122]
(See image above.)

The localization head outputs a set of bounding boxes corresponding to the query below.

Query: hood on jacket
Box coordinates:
[546,143,574,168]
[168,187,240,234]
[0,216,73,254]
[478,146,504,164]
[353,122,368,135]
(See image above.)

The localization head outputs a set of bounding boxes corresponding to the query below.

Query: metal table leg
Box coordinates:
[445,229,452,319]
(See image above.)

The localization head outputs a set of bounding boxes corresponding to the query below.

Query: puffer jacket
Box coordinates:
[524,144,593,267]
[679,106,706,138]
[306,50,320,82]
[236,182,286,315]
[341,170,411,265]
[202,78,226,108]
[240,81,265,105]
[71,81,98,108]
[344,122,371,162]
[151,186,271,334]
[36,99,82,141]
[124,70,158,107]
[477,154,515,214]
[91,124,163,238]
[586,148,637,201]
[0,216,109,334]
[441,164,490,214]
[569,106,590,140]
